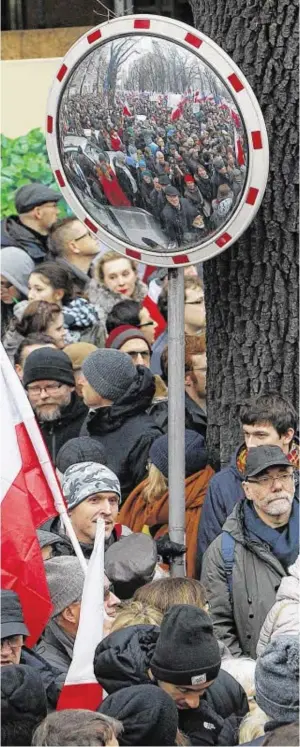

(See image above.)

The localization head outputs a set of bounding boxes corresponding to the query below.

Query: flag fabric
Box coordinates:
[142,295,167,340]
[0,345,59,646]
[56,519,105,711]
[171,105,182,121]
[234,127,245,167]
[231,108,242,129]
[123,102,132,117]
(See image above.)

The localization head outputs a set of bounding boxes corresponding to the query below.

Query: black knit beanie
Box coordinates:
[99,684,178,746]
[56,437,107,473]
[151,604,221,685]
[23,347,75,388]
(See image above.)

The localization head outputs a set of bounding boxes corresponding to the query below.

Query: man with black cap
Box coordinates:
[94,604,248,745]
[201,445,299,658]
[0,589,60,708]
[23,347,87,464]
[162,186,204,246]
[1,183,61,264]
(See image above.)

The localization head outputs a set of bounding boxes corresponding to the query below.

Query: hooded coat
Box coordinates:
[93,625,248,746]
[1,216,49,263]
[201,499,299,659]
[88,275,147,327]
[37,392,88,465]
[119,465,214,578]
[196,441,299,576]
[99,684,178,746]
[81,367,162,499]
[256,555,300,656]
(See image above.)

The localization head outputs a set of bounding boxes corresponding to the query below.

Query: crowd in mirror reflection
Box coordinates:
[58,36,247,253]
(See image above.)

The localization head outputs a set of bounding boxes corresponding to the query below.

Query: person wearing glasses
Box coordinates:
[23,347,88,464]
[105,325,151,368]
[36,556,120,690]
[48,217,100,294]
[201,445,299,659]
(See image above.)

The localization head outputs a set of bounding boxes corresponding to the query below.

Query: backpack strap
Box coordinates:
[221,531,235,603]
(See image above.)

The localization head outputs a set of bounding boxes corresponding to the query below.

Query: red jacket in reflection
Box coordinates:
[96,165,131,208]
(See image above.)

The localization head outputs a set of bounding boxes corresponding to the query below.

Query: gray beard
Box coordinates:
[36,406,62,422]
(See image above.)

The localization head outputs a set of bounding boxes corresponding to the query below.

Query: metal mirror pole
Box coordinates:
[167,266,186,577]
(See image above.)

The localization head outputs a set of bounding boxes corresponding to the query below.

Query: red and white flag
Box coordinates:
[123,102,132,117]
[171,105,182,122]
[0,345,60,646]
[57,519,105,711]
[234,127,245,167]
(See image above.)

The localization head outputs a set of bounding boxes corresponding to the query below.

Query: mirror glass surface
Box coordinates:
[58,35,248,254]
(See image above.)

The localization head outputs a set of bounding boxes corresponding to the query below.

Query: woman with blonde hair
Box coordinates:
[88,250,147,326]
[118,429,214,577]
[111,600,163,634]
[134,577,208,616]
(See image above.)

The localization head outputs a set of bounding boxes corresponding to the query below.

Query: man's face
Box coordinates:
[35,202,60,231]
[242,422,293,454]
[69,492,119,543]
[191,353,207,397]
[184,287,206,330]
[1,635,23,666]
[0,276,21,305]
[158,678,215,710]
[243,466,295,522]
[79,375,106,407]
[104,574,120,618]
[167,195,180,208]
[139,306,157,346]
[120,338,151,368]
[69,221,99,257]
[27,380,73,422]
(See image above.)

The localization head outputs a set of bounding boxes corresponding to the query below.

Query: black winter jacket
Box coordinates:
[1,216,48,263]
[21,645,61,710]
[82,367,162,500]
[148,391,207,440]
[93,625,248,746]
[38,393,87,465]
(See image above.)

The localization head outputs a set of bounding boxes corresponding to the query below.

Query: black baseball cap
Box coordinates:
[1,589,29,639]
[15,183,61,214]
[165,186,179,197]
[245,446,291,479]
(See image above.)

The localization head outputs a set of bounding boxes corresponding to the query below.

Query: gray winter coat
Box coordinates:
[36,618,74,689]
[201,502,287,659]
[256,554,300,656]
[88,276,147,327]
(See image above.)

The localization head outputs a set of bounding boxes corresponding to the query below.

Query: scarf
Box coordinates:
[243,499,299,571]
[119,465,214,577]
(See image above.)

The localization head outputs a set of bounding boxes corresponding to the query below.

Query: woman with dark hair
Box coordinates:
[28,262,105,347]
[3,301,65,362]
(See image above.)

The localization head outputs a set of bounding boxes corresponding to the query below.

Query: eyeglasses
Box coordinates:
[139,321,154,328]
[192,367,207,372]
[127,350,150,360]
[74,232,90,241]
[185,299,204,305]
[247,473,294,487]
[1,635,23,650]
[27,383,64,396]
[104,583,115,600]
[0,280,12,290]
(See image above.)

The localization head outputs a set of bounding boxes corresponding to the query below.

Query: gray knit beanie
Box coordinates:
[255,636,299,723]
[1,247,35,296]
[45,556,85,617]
[82,348,136,401]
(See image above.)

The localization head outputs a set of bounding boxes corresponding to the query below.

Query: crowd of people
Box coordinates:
[0,181,299,746]
[59,91,246,247]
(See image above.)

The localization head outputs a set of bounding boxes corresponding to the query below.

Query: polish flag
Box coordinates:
[234,127,245,167]
[142,295,167,340]
[57,519,105,711]
[123,102,132,117]
[171,105,182,121]
[231,108,242,129]
[0,345,60,646]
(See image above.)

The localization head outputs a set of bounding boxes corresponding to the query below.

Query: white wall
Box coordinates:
[1,58,62,137]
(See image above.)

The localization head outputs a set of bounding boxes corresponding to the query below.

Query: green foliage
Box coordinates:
[1,128,72,218]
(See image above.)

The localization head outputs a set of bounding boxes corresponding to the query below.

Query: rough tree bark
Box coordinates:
[190,0,299,467]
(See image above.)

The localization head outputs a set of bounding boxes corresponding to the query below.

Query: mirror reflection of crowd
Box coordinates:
[60,93,246,248]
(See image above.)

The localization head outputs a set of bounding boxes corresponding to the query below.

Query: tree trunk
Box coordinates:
[190,0,299,468]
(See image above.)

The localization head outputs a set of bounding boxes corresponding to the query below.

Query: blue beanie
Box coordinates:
[149,429,207,478]
[255,636,299,723]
